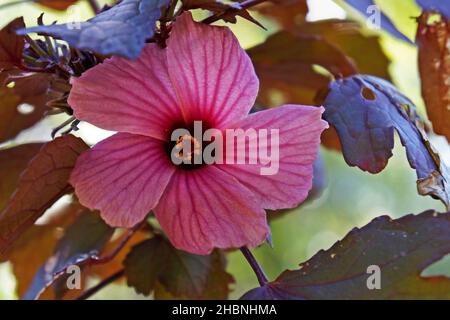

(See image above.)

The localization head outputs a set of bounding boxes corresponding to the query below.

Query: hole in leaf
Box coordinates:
[425,13,442,25]
[17,103,35,115]
[6,81,15,89]
[361,87,376,101]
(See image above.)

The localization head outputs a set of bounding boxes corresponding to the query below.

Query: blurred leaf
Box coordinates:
[19,0,170,59]
[293,19,391,80]
[345,0,412,43]
[23,209,114,300]
[416,0,450,18]
[248,31,356,106]
[248,18,390,111]
[124,236,234,299]
[323,74,450,207]
[35,0,79,11]
[0,143,43,211]
[0,135,89,254]
[0,17,24,70]
[417,12,450,140]
[0,203,80,299]
[0,73,53,143]
[242,210,450,300]
[253,0,308,29]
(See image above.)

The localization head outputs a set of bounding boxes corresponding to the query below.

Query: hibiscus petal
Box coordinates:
[153,166,269,254]
[68,44,182,140]
[166,12,259,127]
[219,105,328,210]
[70,133,176,227]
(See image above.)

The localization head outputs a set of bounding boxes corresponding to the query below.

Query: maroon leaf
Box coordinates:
[242,210,450,300]
[34,0,79,11]
[0,135,89,254]
[0,17,25,70]
[0,72,54,143]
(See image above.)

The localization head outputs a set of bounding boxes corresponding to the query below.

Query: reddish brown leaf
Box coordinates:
[417,12,450,140]
[0,73,54,143]
[34,0,79,11]
[0,17,25,70]
[0,135,89,254]
[0,143,43,212]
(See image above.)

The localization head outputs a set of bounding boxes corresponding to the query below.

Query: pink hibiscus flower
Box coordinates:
[68,12,328,254]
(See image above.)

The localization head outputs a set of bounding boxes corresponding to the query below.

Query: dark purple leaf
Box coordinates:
[323,74,450,206]
[345,0,412,43]
[242,210,450,300]
[18,0,170,59]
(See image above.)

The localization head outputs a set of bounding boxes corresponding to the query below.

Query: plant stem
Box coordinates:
[87,0,101,14]
[202,0,268,24]
[76,269,125,300]
[240,247,269,287]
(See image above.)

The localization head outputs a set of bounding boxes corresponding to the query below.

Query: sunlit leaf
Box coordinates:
[19,0,170,59]
[0,135,89,254]
[416,0,450,18]
[345,0,412,43]
[124,235,234,299]
[417,12,450,140]
[242,210,450,299]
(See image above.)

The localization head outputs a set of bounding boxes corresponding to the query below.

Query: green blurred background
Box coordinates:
[0,0,449,299]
